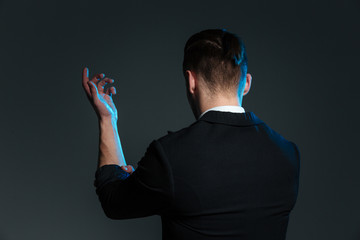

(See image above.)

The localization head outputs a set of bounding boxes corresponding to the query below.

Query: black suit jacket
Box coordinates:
[94,111,300,240]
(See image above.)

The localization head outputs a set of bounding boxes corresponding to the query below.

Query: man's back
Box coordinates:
[85,29,300,240]
[156,111,300,240]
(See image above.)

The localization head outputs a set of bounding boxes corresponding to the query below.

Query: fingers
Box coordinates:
[82,67,91,98]
[98,78,114,94]
[82,67,115,100]
[105,86,116,96]
[90,73,106,83]
[87,81,99,100]
[82,67,104,98]
[82,67,89,82]
[121,165,135,174]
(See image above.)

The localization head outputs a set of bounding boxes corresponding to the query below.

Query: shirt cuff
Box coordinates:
[94,164,130,190]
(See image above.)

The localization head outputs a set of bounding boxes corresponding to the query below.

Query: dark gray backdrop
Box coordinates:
[1,0,359,239]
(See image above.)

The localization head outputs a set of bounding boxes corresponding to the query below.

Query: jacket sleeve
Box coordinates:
[94,140,173,219]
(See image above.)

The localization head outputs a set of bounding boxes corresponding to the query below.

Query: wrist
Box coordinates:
[99,116,117,127]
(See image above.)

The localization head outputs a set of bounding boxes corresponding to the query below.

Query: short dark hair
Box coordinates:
[183,29,247,95]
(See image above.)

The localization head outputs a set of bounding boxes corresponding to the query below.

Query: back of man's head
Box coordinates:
[183,29,248,97]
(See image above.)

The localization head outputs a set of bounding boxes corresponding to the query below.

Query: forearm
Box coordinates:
[97,117,126,168]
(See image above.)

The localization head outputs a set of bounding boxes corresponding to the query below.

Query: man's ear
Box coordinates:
[186,70,197,95]
[243,73,252,96]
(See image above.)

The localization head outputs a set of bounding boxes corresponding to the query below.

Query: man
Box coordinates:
[82,29,300,240]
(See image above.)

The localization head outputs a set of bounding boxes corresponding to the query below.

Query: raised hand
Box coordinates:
[82,67,118,120]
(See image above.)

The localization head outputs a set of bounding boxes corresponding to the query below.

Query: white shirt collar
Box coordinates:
[198,105,245,119]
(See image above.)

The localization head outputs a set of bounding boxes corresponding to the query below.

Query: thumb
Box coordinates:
[87,81,99,98]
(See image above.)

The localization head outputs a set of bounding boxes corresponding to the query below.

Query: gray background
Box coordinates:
[1,0,359,239]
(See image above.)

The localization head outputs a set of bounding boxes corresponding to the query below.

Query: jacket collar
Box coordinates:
[198,111,263,127]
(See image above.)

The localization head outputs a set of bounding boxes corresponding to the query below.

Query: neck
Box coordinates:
[195,93,243,119]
